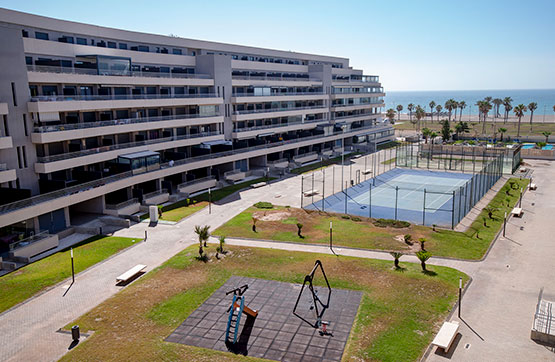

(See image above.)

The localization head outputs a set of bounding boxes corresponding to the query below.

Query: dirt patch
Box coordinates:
[253,210,291,221]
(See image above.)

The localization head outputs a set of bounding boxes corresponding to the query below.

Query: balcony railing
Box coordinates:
[232,75,321,82]
[27,64,212,79]
[0,123,390,215]
[143,188,169,200]
[233,119,327,133]
[232,92,326,97]
[36,131,222,163]
[105,198,139,210]
[331,101,384,108]
[233,105,326,115]
[177,175,216,190]
[333,113,379,120]
[0,163,7,171]
[8,230,52,251]
[332,89,384,94]
[30,93,219,102]
[33,113,221,133]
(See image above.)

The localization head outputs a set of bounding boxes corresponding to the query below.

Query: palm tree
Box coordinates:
[386,108,396,124]
[458,101,466,121]
[415,105,425,132]
[422,128,432,144]
[454,121,470,139]
[493,98,503,118]
[503,97,513,123]
[477,100,492,134]
[396,104,403,123]
[435,104,443,122]
[452,100,459,121]
[542,131,551,143]
[498,127,507,142]
[218,235,226,253]
[390,251,403,269]
[528,102,537,131]
[430,131,438,144]
[445,99,456,122]
[429,101,436,122]
[194,225,211,258]
[407,103,415,123]
[513,104,527,138]
[416,251,432,272]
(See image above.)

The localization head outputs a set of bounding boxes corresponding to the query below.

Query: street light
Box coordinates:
[70,248,75,283]
[208,187,212,214]
[458,277,462,318]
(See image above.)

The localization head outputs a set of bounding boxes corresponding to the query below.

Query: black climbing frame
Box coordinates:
[293,260,332,328]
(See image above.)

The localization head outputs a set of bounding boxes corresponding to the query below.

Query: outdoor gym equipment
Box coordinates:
[293,260,332,329]
[224,284,258,344]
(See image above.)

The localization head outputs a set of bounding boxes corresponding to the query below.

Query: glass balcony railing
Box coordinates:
[233,119,327,133]
[33,113,221,133]
[0,123,391,216]
[232,74,321,82]
[233,105,326,115]
[30,93,219,102]
[232,91,326,97]
[36,131,223,163]
[27,64,212,79]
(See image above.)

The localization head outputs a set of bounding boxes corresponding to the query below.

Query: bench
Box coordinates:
[432,321,459,352]
[116,264,146,284]
[362,169,372,175]
[303,189,319,197]
[511,207,523,217]
[529,183,537,190]
[250,182,267,189]
[519,167,527,172]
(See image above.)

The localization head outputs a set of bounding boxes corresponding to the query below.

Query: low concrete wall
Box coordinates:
[178,178,217,194]
[100,216,131,228]
[521,148,555,160]
[9,234,59,260]
[143,192,169,206]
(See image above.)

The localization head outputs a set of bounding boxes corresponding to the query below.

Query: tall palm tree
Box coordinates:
[415,105,425,132]
[429,101,436,122]
[445,99,456,122]
[503,97,513,123]
[528,102,537,131]
[493,98,503,118]
[452,101,460,121]
[513,104,527,138]
[386,108,396,124]
[498,127,507,142]
[396,104,403,123]
[458,101,467,121]
[435,104,443,122]
[478,100,492,134]
[407,103,415,123]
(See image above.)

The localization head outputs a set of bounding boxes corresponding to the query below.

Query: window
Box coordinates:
[107,41,116,48]
[23,114,28,136]
[59,36,74,43]
[119,43,127,50]
[11,82,17,106]
[22,146,28,168]
[16,147,22,168]
[35,31,49,40]
[25,56,32,65]
[172,48,182,55]
[76,37,87,45]
[22,29,28,37]
[138,45,149,52]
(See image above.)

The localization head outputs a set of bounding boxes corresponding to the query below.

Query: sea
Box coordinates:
[385,89,555,116]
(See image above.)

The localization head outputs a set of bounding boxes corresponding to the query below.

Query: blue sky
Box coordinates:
[2,0,554,91]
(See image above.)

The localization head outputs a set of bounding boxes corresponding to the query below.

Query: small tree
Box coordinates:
[396,104,403,123]
[422,128,432,144]
[416,251,432,272]
[194,225,210,259]
[418,238,427,251]
[218,235,226,253]
[483,206,498,219]
[498,127,507,142]
[432,224,437,232]
[542,131,551,143]
[296,223,303,238]
[386,108,396,124]
[252,217,258,232]
[390,251,403,269]
[404,234,412,245]
[440,119,452,142]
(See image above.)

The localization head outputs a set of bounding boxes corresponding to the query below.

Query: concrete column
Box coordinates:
[33,217,40,234]
[63,207,71,227]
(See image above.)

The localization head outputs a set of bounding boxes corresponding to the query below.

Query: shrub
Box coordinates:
[351,216,362,222]
[390,251,403,269]
[373,218,410,228]
[341,215,350,220]
[416,251,432,271]
[254,201,274,209]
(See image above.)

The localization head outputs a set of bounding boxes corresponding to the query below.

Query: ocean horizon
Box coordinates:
[385,89,555,116]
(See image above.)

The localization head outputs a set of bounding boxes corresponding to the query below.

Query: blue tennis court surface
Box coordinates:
[305,168,473,227]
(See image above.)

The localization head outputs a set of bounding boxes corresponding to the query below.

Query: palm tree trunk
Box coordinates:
[530,111,534,131]
[517,116,522,137]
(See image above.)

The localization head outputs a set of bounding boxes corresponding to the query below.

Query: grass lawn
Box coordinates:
[153,177,275,222]
[395,119,555,138]
[214,178,529,260]
[61,245,468,362]
[0,235,140,313]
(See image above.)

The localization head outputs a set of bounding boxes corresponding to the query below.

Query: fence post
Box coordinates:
[332,166,335,195]
[344,181,348,214]
[369,182,372,218]
[301,176,304,209]
[311,173,315,207]
[322,168,325,211]
[395,186,399,220]
[364,156,367,180]
[451,190,456,229]
[422,189,427,225]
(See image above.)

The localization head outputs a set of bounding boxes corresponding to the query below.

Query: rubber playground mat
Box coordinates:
[166,275,362,361]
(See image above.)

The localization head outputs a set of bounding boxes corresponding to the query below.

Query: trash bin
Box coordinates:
[71,325,80,341]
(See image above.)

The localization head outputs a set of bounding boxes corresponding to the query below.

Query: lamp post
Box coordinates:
[458,277,462,318]
[70,248,75,283]
[329,221,333,249]
[208,187,212,214]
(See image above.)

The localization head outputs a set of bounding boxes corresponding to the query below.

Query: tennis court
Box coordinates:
[305,168,474,228]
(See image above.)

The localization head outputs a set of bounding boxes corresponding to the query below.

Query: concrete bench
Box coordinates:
[116,264,146,284]
[250,182,267,189]
[362,169,372,175]
[432,321,459,352]
[303,189,319,197]
[511,207,523,217]
[529,183,537,190]
[519,167,527,172]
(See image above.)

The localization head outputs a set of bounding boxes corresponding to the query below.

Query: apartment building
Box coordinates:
[0,8,393,263]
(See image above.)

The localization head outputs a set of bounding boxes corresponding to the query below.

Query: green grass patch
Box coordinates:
[0,235,139,313]
[377,141,400,150]
[62,245,467,362]
[215,178,528,259]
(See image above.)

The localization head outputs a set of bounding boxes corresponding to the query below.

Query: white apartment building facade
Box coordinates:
[0,8,393,261]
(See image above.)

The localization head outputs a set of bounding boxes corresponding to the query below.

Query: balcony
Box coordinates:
[232,105,327,121]
[331,92,385,99]
[232,92,327,103]
[0,123,393,227]
[332,75,380,84]
[31,113,222,143]
[232,119,328,140]
[0,164,17,183]
[142,189,169,206]
[178,176,217,195]
[105,198,141,216]
[0,135,13,150]
[232,75,322,87]
[27,64,214,86]
[34,131,224,174]
[27,93,222,113]
[0,102,7,115]
[330,102,384,112]
[8,231,59,262]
